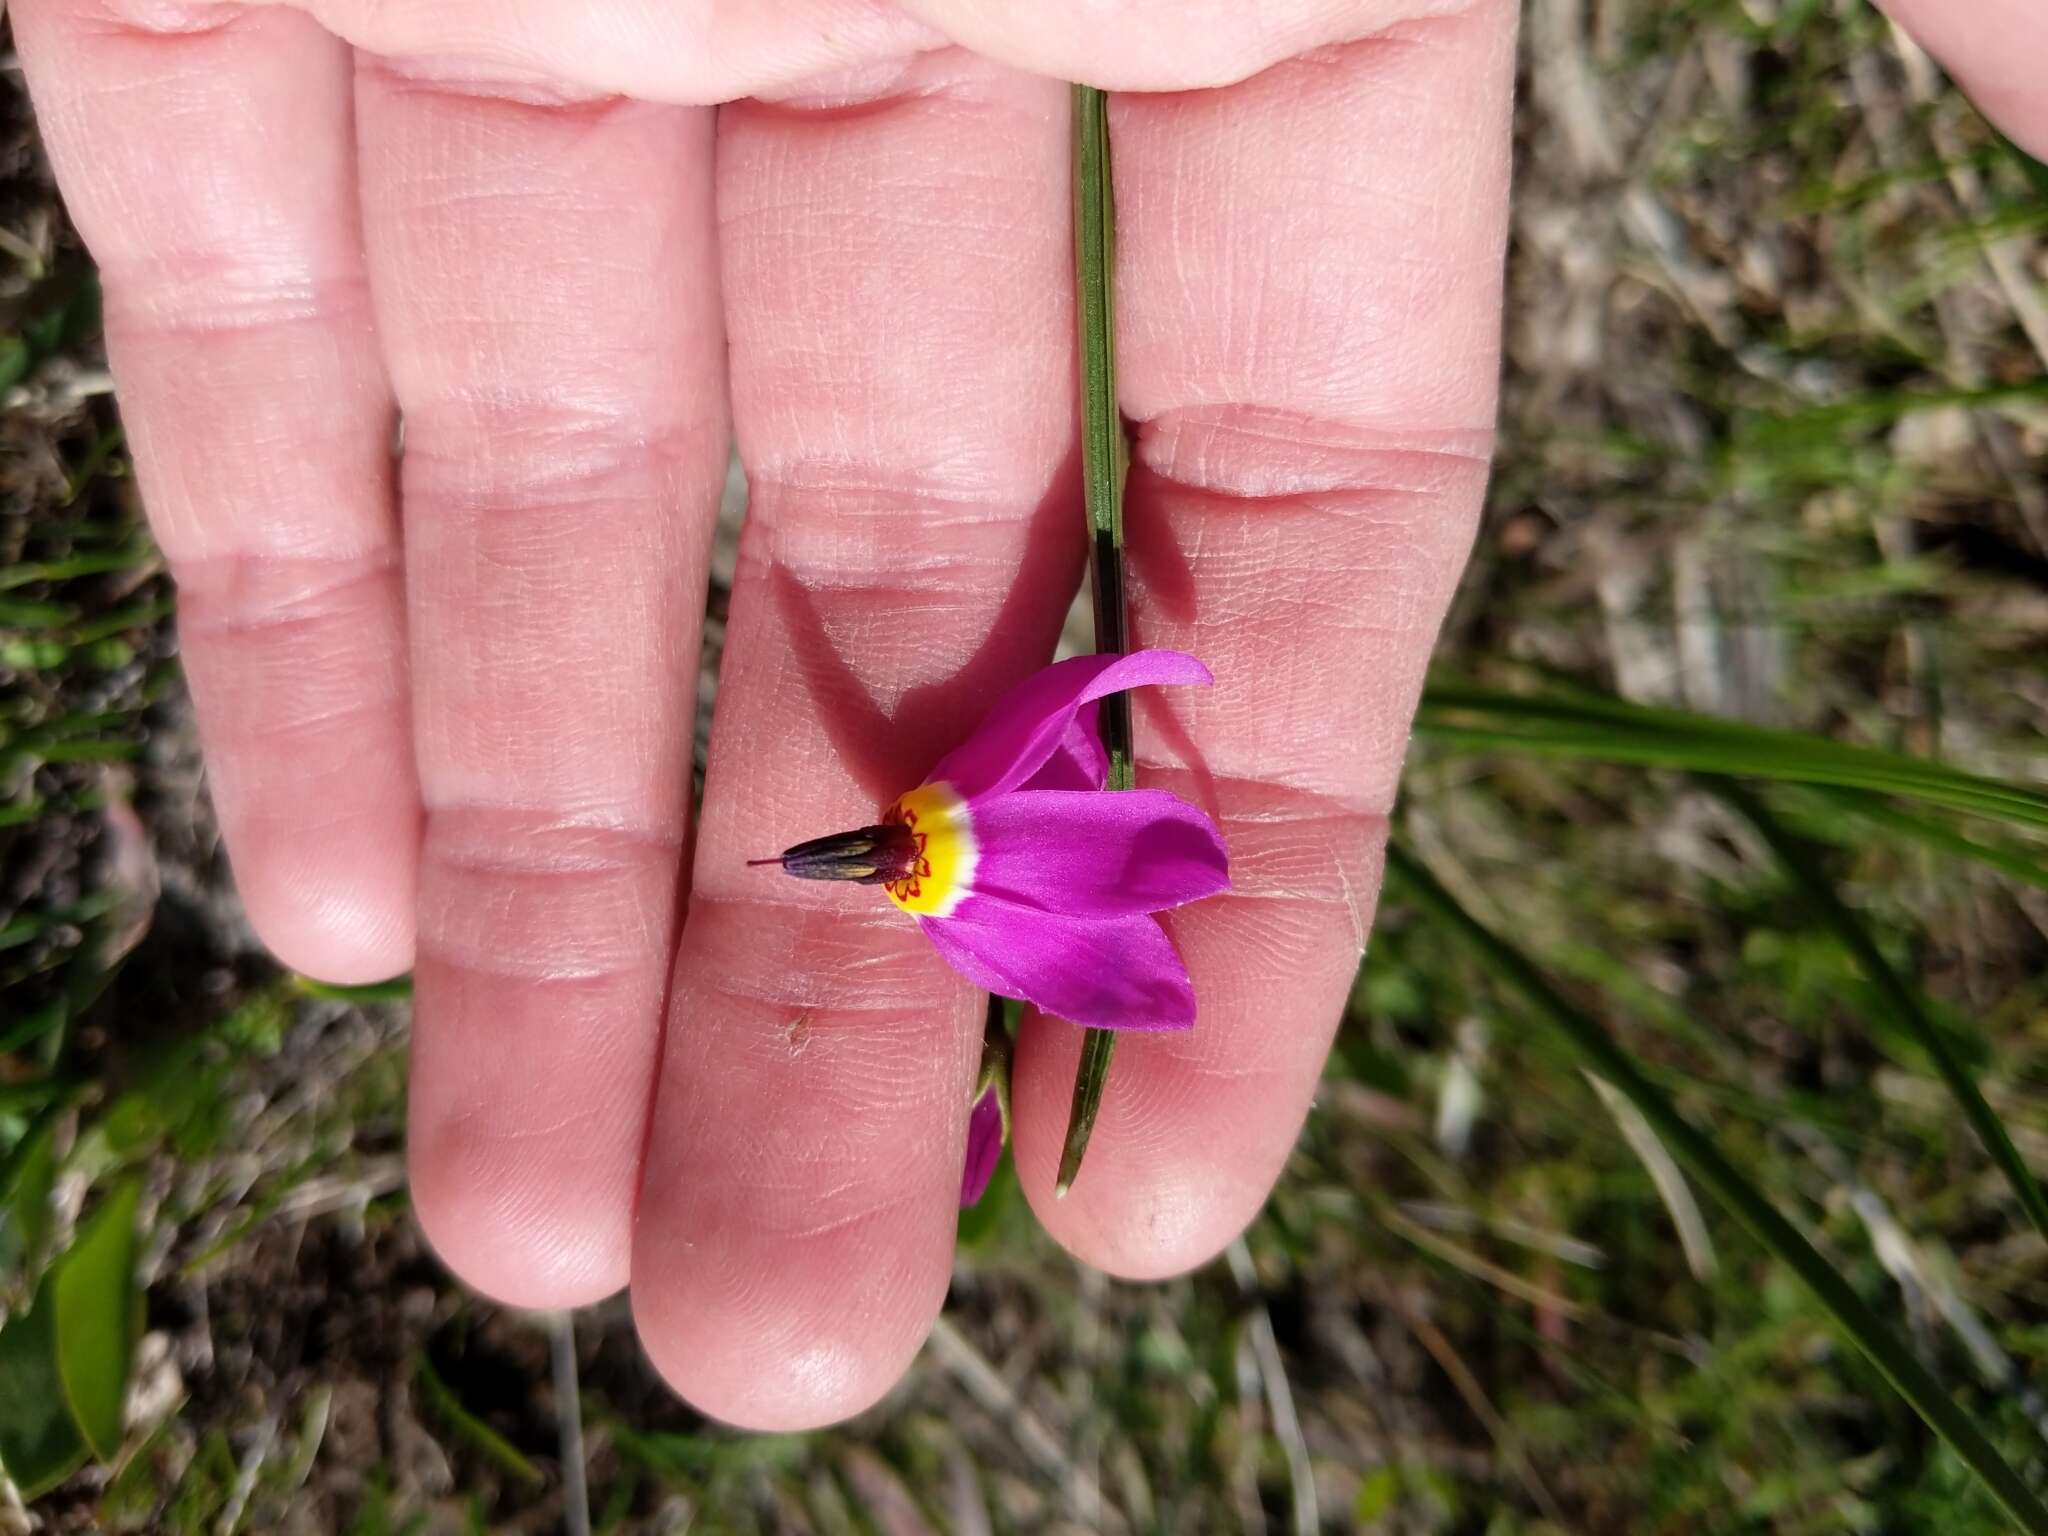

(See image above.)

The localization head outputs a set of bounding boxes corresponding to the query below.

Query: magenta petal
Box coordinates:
[929,650,1213,804]
[1021,706,1109,792]
[922,898,1196,1031]
[967,789,1228,916]
[960,1084,1004,1208]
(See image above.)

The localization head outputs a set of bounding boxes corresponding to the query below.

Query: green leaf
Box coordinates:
[0,1107,63,1276]
[52,1178,143,1458]
[1383,842,2048,1534]
[1712,780,2048,1248]
[0,1278,88,1498]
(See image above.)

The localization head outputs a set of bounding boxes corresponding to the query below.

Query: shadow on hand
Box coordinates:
[769,456,1087,805]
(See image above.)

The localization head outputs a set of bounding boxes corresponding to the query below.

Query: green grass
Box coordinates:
[6,2,2048,1531]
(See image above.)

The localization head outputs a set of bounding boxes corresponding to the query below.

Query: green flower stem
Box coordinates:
[1056,82,1128,1198]
[1384,841,2048,1534]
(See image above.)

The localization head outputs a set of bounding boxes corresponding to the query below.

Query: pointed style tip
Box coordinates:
[744,856,783,867]
[1054,1177,1074,1201]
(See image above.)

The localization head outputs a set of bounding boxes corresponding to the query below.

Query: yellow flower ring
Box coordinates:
[880,783,978,919]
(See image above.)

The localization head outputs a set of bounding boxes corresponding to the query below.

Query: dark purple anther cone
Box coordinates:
[757,823,920,884]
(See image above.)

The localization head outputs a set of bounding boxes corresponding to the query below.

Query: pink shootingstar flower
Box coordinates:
[758,649,1230,1032]
[755,648,1230,1206]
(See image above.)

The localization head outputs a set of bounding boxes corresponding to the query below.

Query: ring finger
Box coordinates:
[354,61,728,1307]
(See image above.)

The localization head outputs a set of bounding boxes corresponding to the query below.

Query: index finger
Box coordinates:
[1011,1,1519,1273]
[14,1,416,984]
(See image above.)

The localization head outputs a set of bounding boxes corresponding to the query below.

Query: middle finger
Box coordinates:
[632,51,1080,1430]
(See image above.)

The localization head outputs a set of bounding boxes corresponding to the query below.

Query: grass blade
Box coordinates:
[291,973,415,1004]
[1585,1074,1716,1280]
[1383,841,2048,1533]
[1711,779,2048,1248]
[1056,81,1130,1198]
[1805,788,2048,893]
[1416,684,2048,830]
[413,1352,544,1488]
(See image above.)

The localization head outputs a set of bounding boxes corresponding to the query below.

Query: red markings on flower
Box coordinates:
[882,802,935,903]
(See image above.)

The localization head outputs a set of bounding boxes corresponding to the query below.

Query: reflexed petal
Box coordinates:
[960,1084,1004,1208]
[929,650,1212,803]
[1021,706,1109,792]
[921,898,1196,1031]
[967,789,1229,916]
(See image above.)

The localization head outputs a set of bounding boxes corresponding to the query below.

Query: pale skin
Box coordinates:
[12,0,2044,1432]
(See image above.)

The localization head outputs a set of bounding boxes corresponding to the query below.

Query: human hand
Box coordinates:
[15,0,2040,1432]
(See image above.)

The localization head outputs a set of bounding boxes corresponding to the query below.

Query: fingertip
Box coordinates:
[1031,1185,1252,1283]
[407,1113,633,1311]
[1014,1027,1267,1281]
[230,818,418,985]
[1009,819,1379,1281]
[402,896,672,1313]
[630,908,974,1433]
[1876,0,2048,162]
[1037,1189,1253,1284]
[174,560,422,987]
[630,1270,934,1432]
